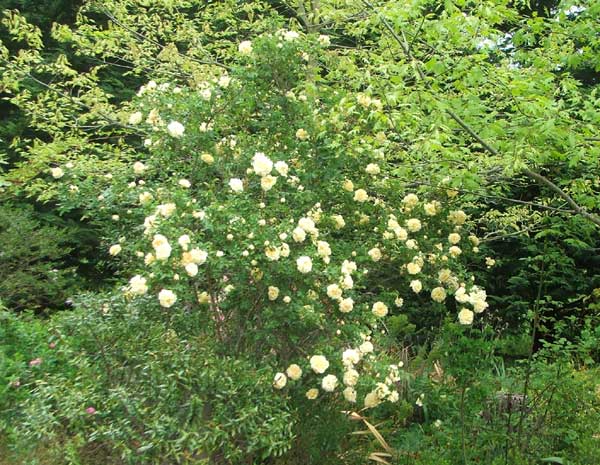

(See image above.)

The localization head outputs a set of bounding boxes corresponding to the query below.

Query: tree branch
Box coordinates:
[363,0,600,228]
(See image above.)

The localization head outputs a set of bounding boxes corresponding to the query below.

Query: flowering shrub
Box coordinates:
[42,31,489,415]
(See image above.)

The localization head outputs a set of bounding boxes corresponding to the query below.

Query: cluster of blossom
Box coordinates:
[274,337,403,409]
[93,36,497,416]
[83,158,493,414]
[239,31,330,58]
[229,152,290,194]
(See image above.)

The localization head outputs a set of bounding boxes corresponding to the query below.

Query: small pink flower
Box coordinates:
[86,407,96,415]
[49,342,56,349]
[11,380,21,388]
[29,358,42,367]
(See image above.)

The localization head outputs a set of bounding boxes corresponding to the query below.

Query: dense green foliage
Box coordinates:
[1,0,599,464]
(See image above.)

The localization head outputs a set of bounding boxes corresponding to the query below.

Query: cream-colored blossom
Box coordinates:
[438,268,452,283]
[273,372,287,389]
[327,284,343,300]
[395,227,408,241]
[469,287,488,313]
[322,374,338,392]
[200,87,212,100]
[332,214,345,229]
[146,108,161,126]
[448,210,468,225]
[359,341,374,354]
[156,203,176,217]
[306,388,319,400]
[448,233,461,244]
[317,241,331,258]
[265,246,281,261]
[310,355,329,374]
[406,262,421,275]
[229,178,244,193]
[274,161,289,176]
[185,263,198,277]
[431,287,447,303]
[410,279,423,294]
[343,387,357,402]
[197,291,210,304]
[133,161,146,174]
[286,364,302,380]
[129,275,148,295]
[284,30,300,41]
[368,247,382,262]
[292,227,306,243]
[342,349,361,366]
[109,244,122,256]
[339,297,354,313]
[455,286,469,303]
[341,274,354,290]
[178,234,191,250]
[458,308,474,325]
[342,179,354,192]
[189,248,208,265]
[298,217,317,234]
[341,260,357,275]
[364,391,381,408]
[295,128,309,140]
[375,382,390,400]
[449,246,462,257]
[155,243,172,260]
[167,120,185,138]
[402,193,419,208]
[406,218,422,232]
[158,289,177,308]
[354,189,369,202]
[296,255,313,273]
[372,301,388,317]
[139,191,153,204]
[128,111,143,125]
[200,153,214,164]
[260,175,277,191]
[357,94,372,107]
[51,167,64,179]
[343,368,359,386]
[252,152,273,177]
[423,201,440,216]
[238,40,253,54]
[218,75,231,88]
[268,286,280,301]
[365,163,380,175]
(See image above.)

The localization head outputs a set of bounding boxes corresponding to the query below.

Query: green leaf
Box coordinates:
[540,458,564,464]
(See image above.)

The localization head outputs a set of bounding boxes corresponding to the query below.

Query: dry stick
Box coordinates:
[363,0,600,229]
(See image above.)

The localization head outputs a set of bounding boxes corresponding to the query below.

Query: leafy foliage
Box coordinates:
[0,1,599,464]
